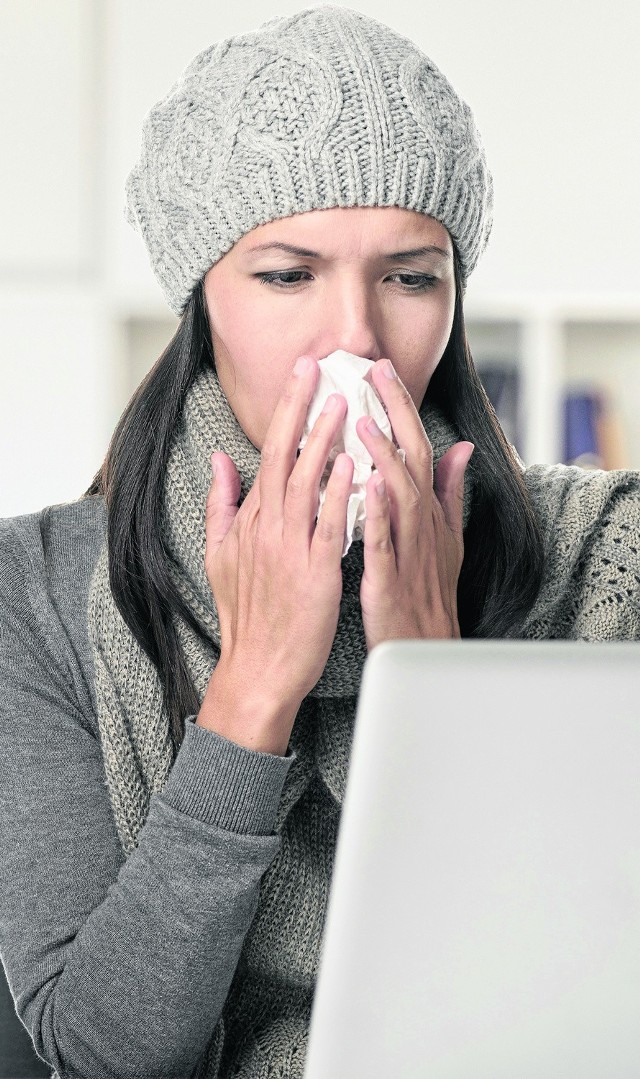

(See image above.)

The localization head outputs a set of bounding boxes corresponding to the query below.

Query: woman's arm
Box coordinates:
[0,520,293,1079]
[522,464,640,640]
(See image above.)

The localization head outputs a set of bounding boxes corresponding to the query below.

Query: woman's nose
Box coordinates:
[323,278,381,362]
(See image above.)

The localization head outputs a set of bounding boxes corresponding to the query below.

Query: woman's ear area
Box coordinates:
[202,265,213,305]
[200,273,210,311]
[200,267,220,343]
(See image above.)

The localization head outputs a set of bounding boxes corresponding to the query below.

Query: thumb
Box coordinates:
[434,442,475,538]
[205,452,242,557]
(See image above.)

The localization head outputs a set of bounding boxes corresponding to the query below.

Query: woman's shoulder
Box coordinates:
[0,494,107,728]
[522,459,640,503]
[522,462,640,549]
[520,463,640,639]
[0,493,106,610]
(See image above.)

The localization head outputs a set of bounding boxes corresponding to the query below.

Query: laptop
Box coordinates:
[304,640,640,1079]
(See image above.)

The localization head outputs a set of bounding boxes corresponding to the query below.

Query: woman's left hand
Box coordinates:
[356,358,475,651]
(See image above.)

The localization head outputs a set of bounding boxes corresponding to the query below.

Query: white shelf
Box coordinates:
[464,293,640,321]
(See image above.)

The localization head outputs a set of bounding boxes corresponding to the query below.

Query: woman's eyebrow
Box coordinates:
[245,241,451,260]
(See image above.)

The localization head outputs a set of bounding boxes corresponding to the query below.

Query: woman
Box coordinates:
[1,6,639,1078]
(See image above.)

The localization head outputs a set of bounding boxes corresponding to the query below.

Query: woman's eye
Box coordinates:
[257,270,310,288]
[255,271,437,291]
[392,273,437,291]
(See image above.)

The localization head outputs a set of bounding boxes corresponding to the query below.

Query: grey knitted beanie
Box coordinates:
[125,4,493,317]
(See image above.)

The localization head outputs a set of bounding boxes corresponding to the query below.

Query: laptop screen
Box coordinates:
[305,640,640,1079]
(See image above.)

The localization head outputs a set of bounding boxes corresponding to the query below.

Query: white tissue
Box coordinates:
[298,350,405,556]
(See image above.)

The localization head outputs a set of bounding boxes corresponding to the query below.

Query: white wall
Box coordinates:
[1,0,639,518]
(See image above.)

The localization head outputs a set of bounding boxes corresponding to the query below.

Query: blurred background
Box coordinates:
[0,0,639,522]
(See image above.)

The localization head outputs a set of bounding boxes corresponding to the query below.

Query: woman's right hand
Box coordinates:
[200,355,354,753]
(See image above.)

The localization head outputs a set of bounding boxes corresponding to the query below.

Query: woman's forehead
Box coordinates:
[235,206,452,255]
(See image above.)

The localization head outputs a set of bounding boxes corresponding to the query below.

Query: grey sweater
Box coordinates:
[0,495,296,1078]
[1,466,640,1078]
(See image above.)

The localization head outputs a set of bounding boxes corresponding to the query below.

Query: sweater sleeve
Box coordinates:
[0,516,294,1079]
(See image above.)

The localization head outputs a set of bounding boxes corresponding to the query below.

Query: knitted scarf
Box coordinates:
[87,361,477,858]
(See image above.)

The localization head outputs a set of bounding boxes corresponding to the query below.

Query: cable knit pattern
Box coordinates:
[124,5,493,315]
[86,358,640,1077]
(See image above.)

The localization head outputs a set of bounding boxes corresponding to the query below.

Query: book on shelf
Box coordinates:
[563,386,629,471]
[477,363,629,471]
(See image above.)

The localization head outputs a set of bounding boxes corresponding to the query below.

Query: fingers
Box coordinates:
[356,413,423,559]
[257,355,319,527]
[258,354,354,548]
[368,359,434,504]
[357,362,474,570]
[211,352,355,572]
[310,452,355,566]
[284,391,350,543]
[205,452,242,557]
[433,442,475,552]
[362,470,397,580]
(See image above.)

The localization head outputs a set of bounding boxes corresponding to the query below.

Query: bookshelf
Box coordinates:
[465,294,640,469]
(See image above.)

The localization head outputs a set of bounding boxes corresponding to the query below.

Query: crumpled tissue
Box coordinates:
[298,350,405,556]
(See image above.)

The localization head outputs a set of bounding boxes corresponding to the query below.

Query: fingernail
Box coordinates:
[322,394,338,413]
[293,356,311,376]
[366,417,381,436]
[383,359,397,380]
[376,478,386,497]
[210,454,216,479]
[335,453,352,475]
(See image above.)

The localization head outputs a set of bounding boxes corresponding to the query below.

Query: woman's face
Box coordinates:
[203,206,456,448]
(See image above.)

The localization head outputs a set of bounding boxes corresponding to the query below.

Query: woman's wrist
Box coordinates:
[196,657,302,756]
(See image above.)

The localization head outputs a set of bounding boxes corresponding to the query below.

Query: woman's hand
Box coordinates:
[356,358,475,652]
[203,356,354,747]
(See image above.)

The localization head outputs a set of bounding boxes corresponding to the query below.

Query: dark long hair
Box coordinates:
[83,247,545,752]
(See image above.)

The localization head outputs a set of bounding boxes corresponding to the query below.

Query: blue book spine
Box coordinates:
[563,390,604,468]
